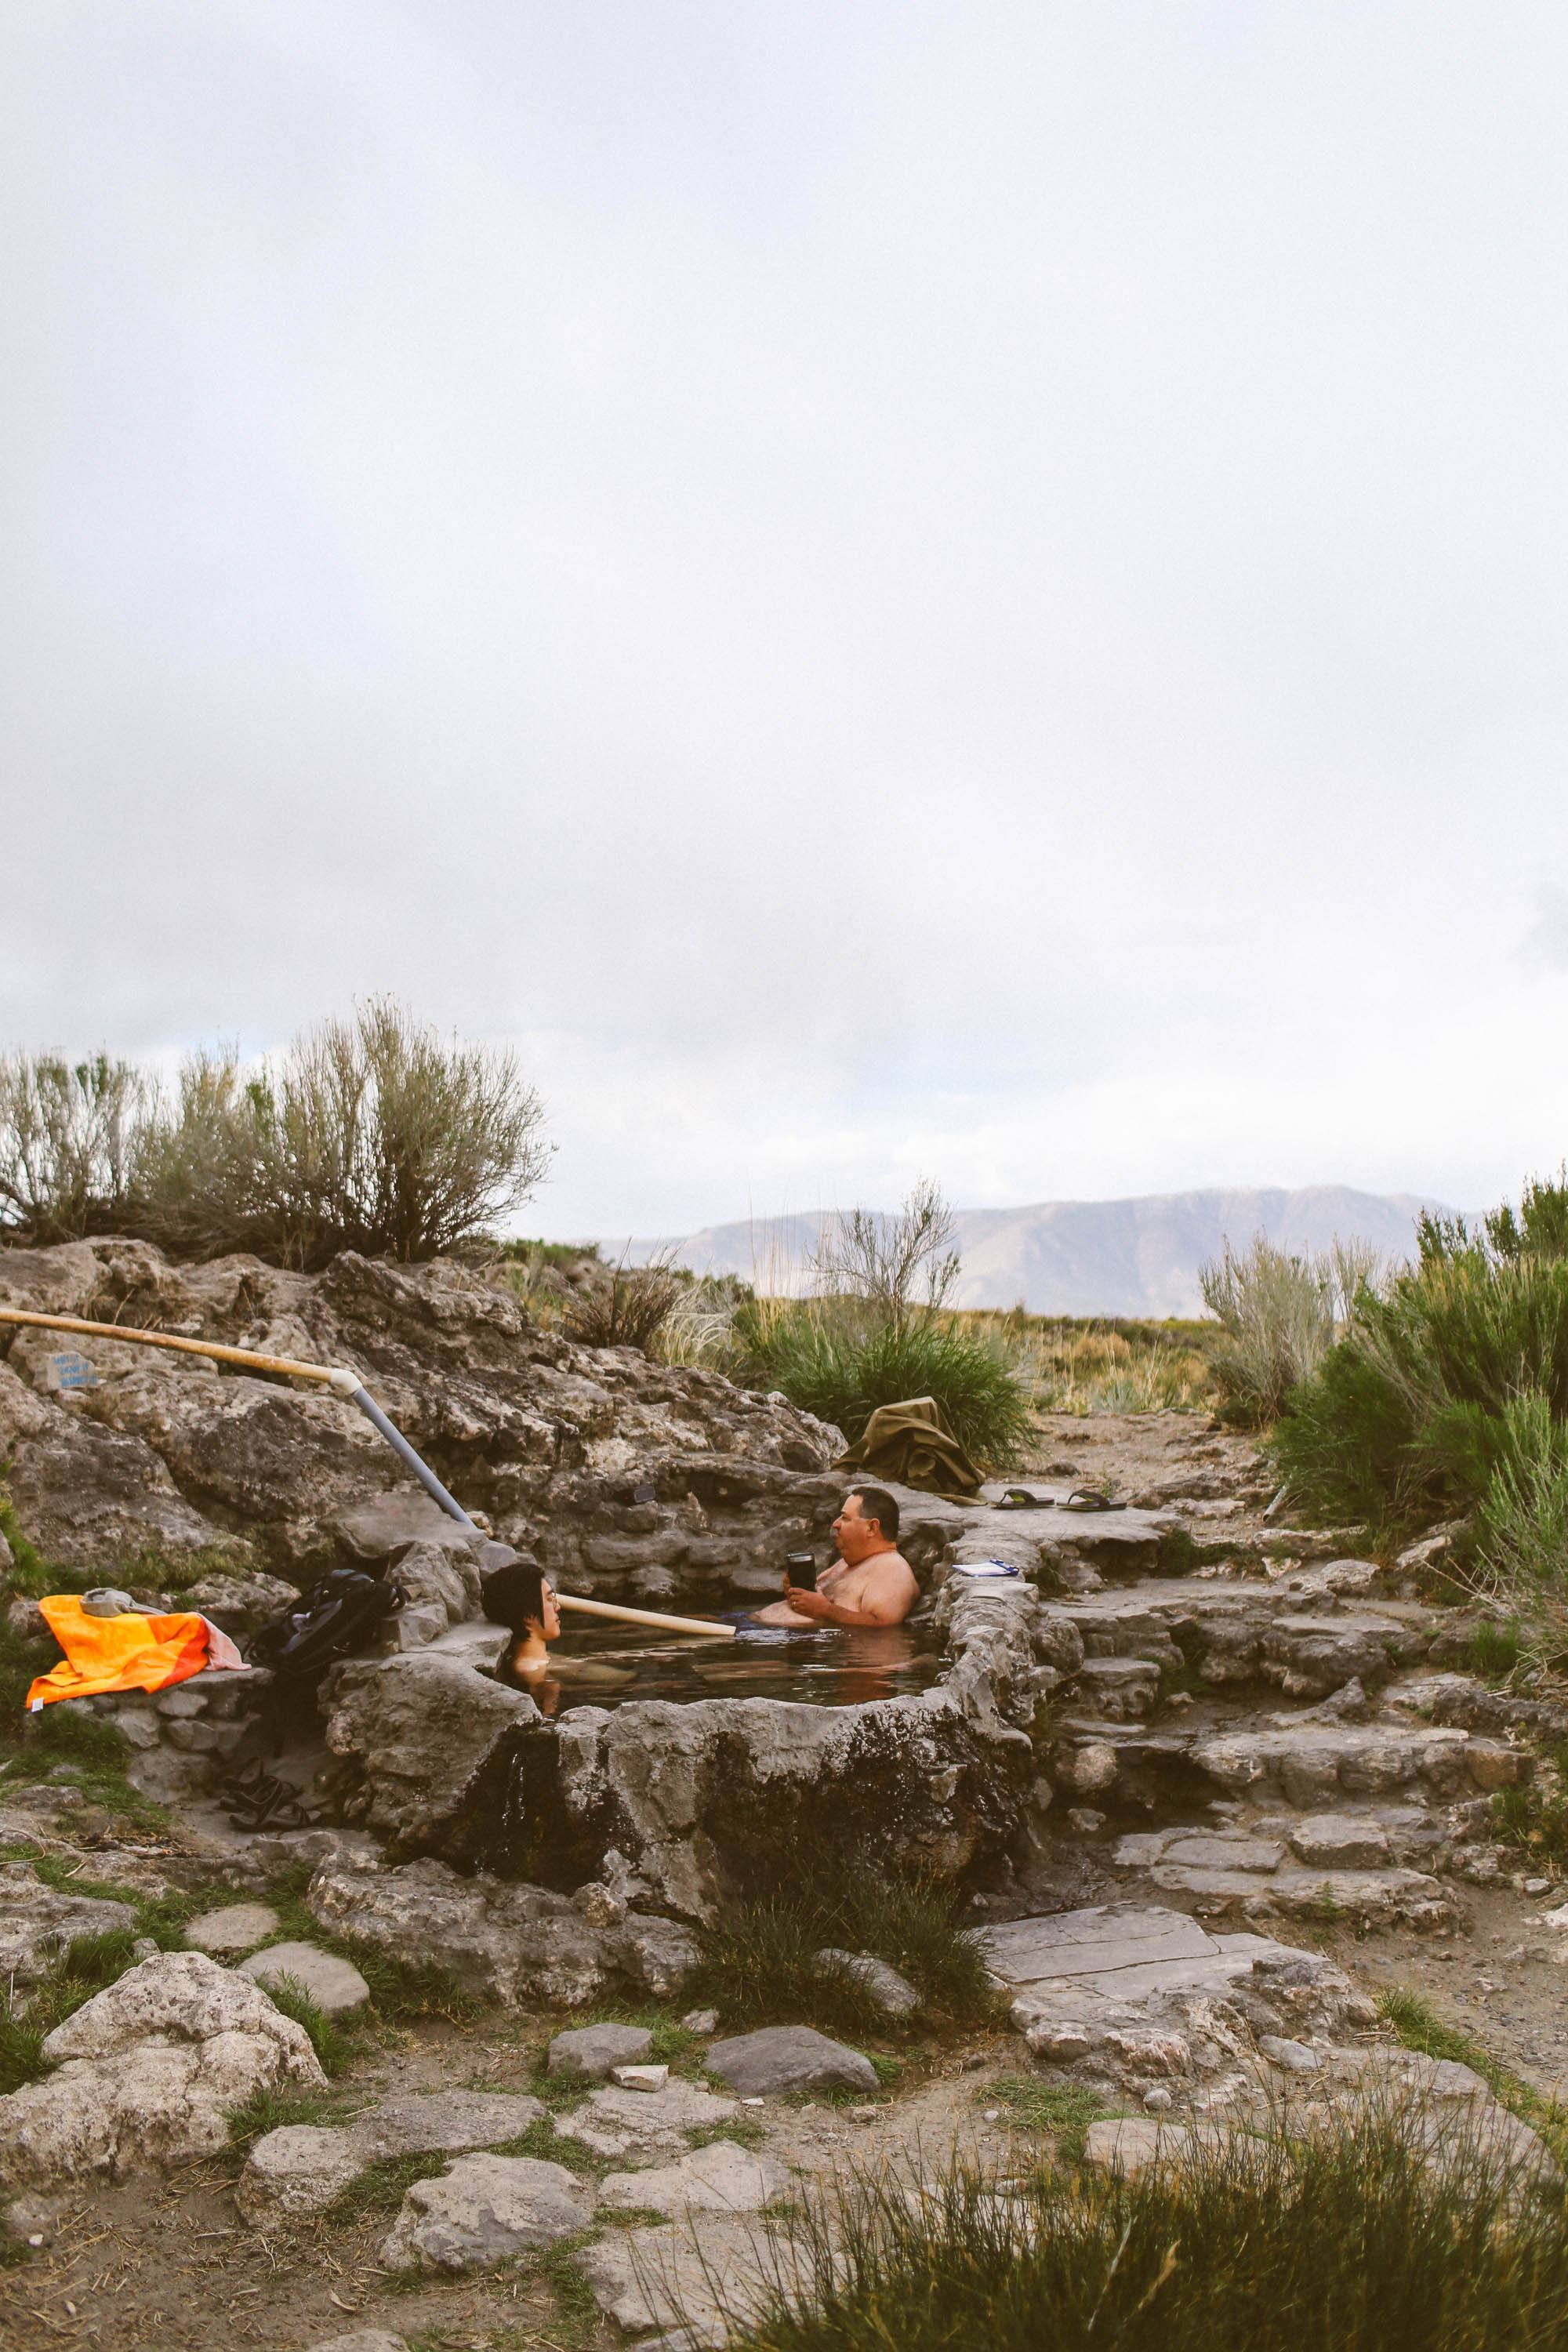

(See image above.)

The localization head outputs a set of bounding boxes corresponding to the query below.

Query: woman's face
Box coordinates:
[534,1582,560,1641]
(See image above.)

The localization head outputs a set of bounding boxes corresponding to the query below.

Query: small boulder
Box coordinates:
[379,2152,594,2274]
[612,2063,669,2092]
[811,1950,919,2018]
[547,2023,652,2082]
[237,2125,365,2223]
[0,1951,325,2195]
[0,1860,136,1984]
[238,1942,370,2016]
[185,1903,280,1958]
[703,2026,878,2097]
[601,2139,789,2217]
[351,2090,544,2160]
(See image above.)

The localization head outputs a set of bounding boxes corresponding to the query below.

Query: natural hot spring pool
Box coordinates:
[518,1619,945,1712]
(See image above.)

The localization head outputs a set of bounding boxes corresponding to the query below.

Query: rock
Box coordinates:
[613,2063,670,2092]
[577,2216,788,2344]
[681,2009,719,2034]
[0,1860,136,1983]
[1258,2035,1322,2074]
[601,2139,790,2216]
[379,2152,594,2274]
[811,1949,920,2017]
[1068,1807,1108,1835]
[1074,1657,1162,1720]
[1054,1740,1120,1798]
[238,1941,371,2016]
[307,2336,410,2352]
[1083,2117,1195,2176]
[1285,1816,1391,1869]
[184,1567,299,1635]
[237,2125,365,2223]
[336,1494,473,1563]
[350,2089,546,2159]
[703,2026,878,2097]
[548,2024,654,2081]
[0,1951,325,2194]
[183,1902,280,1958]
[554,2080,738,2161]
[619,1910,703,1996]
[1193,1723,1482,1808]
[321,1652,539,1845]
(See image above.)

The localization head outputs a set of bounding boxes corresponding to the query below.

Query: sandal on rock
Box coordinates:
[994,1487,1046,1509]
[1061,1488,1126,1512]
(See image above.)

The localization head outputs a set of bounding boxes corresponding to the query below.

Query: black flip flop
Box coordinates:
[994,1487,1046,1509]
[1062,1488,1126,1512]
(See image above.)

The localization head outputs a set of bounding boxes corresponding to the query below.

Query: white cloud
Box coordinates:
[3,3,1567,1232]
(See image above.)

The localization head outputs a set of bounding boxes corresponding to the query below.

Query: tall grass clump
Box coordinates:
[1273,1177,1568,1651]
[724,2110,1568,2352]
[1199,1233,1377,1426]
[0,999,550,1267]
[694,1838,993,2035]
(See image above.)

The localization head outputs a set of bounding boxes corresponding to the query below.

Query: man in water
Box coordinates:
[752,1485,920,1629]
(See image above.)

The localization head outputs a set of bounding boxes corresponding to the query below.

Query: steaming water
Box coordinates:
[525,1618,943,1712]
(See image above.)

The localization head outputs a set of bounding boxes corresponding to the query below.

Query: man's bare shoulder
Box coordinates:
[854,1548,920,1619]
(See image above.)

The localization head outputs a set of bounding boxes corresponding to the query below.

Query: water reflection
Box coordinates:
[515,1619,941,1716]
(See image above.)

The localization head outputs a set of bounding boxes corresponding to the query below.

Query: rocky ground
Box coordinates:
[4,1243,1568,2349]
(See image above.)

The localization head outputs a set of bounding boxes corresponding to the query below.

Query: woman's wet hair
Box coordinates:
[481,1552,551,1635]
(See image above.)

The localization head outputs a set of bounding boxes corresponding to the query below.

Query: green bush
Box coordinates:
[1198,1234,1374,1427]
[731,1300,1032,1466]
[728,2109,1568,2352]
[1272,1181,1568,1650]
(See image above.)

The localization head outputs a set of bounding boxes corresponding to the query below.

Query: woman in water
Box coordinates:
[481,1554,561,1690]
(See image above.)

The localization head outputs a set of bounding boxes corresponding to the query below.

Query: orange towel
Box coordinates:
[25,1595,213,1711]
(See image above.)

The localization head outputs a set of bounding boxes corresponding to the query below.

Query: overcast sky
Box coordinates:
[4,3,1566,1236]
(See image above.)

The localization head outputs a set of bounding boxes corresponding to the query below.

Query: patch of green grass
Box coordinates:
[1491,1743,1568,1872]
[0,1926,151,2093]
[687,2117,767,2151]
[725,2111,1568,2352]
[260,1974,353,2074]
[692,1839,996,2038]
[225,2081,349,2150]
[325,2150,448,2223]
[1466,1620,1525,1679]
[982,2074,1116,2161]
[1378,1988,1568,2168]
[256,1857,476,2029]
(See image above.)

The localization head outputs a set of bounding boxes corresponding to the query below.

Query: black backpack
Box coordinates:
[249,1568,403,1688]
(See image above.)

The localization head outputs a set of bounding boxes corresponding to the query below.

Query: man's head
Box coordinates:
[833,1485,900,1563]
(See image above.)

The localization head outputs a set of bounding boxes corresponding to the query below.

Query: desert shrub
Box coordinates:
[811,1180,961,1328]
[1198,1234,1376,1426]
[728,2108,1568,2352]
[0,1053,151,1241]
[1273,1181,1568,1652]
[562,1251,686,1351]
[1,1001,550,1267]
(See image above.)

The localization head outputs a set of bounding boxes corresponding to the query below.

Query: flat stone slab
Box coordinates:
[811,1950,919,2016]
[981,1905,1220,1987]
[351,2090,545,2159]
[185,1903,279,1958]
[601,2139,791,2216]
[704,2026,878,2097]
[238,1940,371,2016]
[379,2153,594,2274]
[237,2124,365,2223]
[554,2079,738,2161]
[579,2216,794,2346]
[548,2023,653,2081]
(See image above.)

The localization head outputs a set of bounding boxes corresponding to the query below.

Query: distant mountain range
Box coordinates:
[609,1186,1456,1318]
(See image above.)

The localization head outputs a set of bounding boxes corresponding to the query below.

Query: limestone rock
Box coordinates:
[307,1849,700,2009]
[549,2024,653,2081]
[0,1860,136,1983]
[237,2124,365,2223]
[321,1651,539,1845]
[601,2139,790,2216]
[553,2079,738,2161]
[704,2026,878,2096]
[379,2152,594,2274]
[577,2215,789,2344]
[0,1951,325,2194]
[351,2090,545,2160]
[811,1949,920,2016]
[238,1941,371,2016]
[184,1903,279,1958]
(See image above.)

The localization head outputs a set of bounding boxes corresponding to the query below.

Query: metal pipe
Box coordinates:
[344,1384,479,1534]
